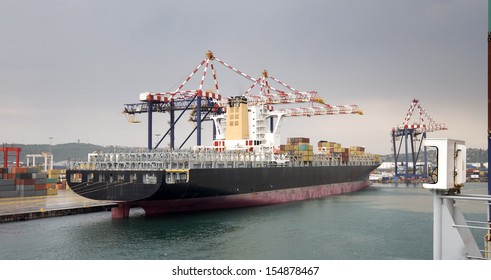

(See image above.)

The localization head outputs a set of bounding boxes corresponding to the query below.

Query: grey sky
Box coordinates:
[0,0,486,155]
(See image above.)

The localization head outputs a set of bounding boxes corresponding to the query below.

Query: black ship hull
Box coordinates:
[67,164,378,217]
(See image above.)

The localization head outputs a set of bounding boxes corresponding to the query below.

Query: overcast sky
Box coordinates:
[0,0,487,155]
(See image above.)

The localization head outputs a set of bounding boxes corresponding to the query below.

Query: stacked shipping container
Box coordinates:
[317,141,342,154]
[279,139,380,165]
[280,137,314,162]
[47,169,66,190]
[316,141,349,162]
[349,146,366,156]
[0,167,63,198]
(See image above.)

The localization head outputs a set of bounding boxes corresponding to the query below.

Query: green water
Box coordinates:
[0,183,487,260]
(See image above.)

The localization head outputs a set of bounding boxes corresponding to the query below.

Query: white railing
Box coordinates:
[432,192,491,260]
[68,149,380,171]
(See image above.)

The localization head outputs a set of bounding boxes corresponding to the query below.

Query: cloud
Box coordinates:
[0,0,486,153]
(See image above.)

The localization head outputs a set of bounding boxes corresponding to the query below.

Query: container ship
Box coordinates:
[66,51,380,218]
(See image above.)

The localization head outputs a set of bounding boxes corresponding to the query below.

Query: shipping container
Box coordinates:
[35,178,47,185]
[0,190,20,198]
[32,172,47,179]
[35,184,47,190]
[0,179,15,186]
[46,178,58,184]
[47,189,57,195]
[16,173,32,179]
[18,185,36,191]
[34,190,47,196]
[0,185,16,191]
[298,144,310,151]
[15,179,36,185]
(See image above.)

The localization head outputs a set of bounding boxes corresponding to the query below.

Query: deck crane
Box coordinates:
[390,98,447,179]
[122,50,364,151]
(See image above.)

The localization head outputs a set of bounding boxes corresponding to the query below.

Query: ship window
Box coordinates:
[88,173,94,183]
[165,170,189,184]
[99,174,104,182]
[70,173,82,183]
[117,174,125,181]
[229,121,234,126]
[234,121,238,126]
[144,173,157,184]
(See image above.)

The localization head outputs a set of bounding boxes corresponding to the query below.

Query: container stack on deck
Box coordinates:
[0,167,59,198]
[317,141,349,162]
[280,137,314,162]
[349,146,365,156]
[317,141,342,154]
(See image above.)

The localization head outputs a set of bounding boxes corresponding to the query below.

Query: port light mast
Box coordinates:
[390,99,447,179]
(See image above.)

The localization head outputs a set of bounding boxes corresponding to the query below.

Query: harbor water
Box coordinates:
[0,183,488,260]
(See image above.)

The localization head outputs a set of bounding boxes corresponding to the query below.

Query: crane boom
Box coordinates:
[273,104,362,117]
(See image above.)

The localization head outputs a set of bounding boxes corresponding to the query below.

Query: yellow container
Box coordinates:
[47,188,58,195]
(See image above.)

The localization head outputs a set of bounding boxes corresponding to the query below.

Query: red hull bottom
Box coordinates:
[111,180,370,218]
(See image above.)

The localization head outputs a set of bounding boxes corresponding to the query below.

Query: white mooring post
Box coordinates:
[423,138,484,260]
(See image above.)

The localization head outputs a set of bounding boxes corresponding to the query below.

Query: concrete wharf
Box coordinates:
[0,189,116,223]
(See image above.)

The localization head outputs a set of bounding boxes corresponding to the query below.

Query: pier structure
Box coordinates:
[0,189,115,223]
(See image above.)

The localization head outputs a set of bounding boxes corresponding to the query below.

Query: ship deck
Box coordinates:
[0,189,116,223]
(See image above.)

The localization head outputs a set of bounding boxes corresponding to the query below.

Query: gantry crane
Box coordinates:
[122,50,363,150]
[123,51,225,150]
[391,99,447,179]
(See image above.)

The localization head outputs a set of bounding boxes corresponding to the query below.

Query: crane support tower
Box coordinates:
[122,50,363,151]
[390,99,447,180]
[1,146,21,168]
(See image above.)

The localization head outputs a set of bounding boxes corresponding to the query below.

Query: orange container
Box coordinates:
[35,184,47,190]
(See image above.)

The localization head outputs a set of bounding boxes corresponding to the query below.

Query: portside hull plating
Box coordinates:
[135,180,369,215]
[67,165,378,216]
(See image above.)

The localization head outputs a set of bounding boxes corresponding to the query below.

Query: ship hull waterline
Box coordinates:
[66,165,378,218]
[120,180,370,218]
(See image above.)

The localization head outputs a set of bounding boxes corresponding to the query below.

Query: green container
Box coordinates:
[47,178,58,183]
[299,144,309,151]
